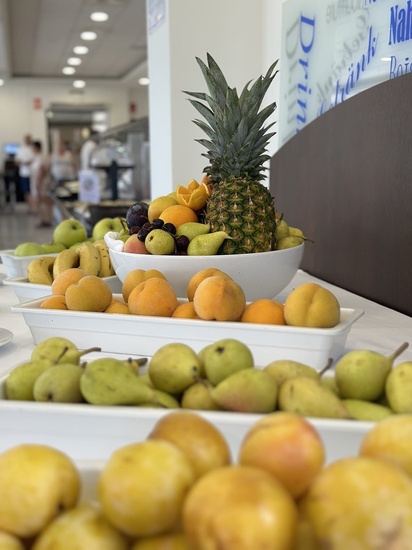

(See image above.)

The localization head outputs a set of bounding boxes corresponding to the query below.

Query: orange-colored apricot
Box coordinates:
[40,295,68,310]
[171,302,201,319]
[186,268,233,301]
[240,299,286,325]
[193,275,246,321]
[122,268,167,303]
[51,268,88,296]
[128,277,178,317]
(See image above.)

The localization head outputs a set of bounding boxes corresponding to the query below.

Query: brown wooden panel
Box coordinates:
[270,73,412,316]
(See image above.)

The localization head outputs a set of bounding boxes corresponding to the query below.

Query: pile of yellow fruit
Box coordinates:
[1,410,412,549]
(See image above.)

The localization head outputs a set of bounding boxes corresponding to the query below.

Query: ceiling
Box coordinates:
[0,0,148,83]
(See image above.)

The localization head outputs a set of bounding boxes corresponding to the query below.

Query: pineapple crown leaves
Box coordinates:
[183,53,279,182]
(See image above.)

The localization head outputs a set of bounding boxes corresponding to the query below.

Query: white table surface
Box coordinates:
[0,264,411,464]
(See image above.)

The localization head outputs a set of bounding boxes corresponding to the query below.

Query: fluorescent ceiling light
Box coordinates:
[62,66,76,75]
[91,11,109,22]
[81,31,97,41]
[73,45,89,55]
[67,57,82,66]
[138,77,150,86]
[73,80,86,88]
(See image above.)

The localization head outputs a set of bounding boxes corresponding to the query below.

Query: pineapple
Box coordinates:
[184,53,279,254]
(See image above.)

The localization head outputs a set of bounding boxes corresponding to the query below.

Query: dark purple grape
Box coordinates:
[151,218,164,229]
[126,202,149,230]
[142,221,152,230]
[137,227,152,242]
[130,226,141,235]
[136,215,149,226]
[175,235,190,252]
[163,222,176,235]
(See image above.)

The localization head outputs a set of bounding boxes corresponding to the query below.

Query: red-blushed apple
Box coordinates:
[123,235,150,254]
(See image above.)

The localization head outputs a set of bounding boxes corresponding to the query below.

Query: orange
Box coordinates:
[159,204,198,228]
[240,299,286,325]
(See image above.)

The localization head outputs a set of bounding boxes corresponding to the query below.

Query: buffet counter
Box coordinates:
[0,264,411,463]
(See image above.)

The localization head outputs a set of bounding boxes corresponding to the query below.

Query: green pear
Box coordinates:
[148,343,202,395]
[275,219,289,240]
[278,377,351,419]
[335,342,409,402]
[31,337,101,365]
[175,222,211,241]
[181,380,223,411]
[187,231,232,256]
[80,358,157,406]
[203,338,254,386]
[138,390,180,409]
[276,236,304,250]
[33,364,84,403]
[144,228,176,255]
[138,373,155,388]
[342,399,393,422]
[264,359,319,387]
[32,501,129,550]
[385,362,412,413]
[319,375,340,397]
[210,369,278,414]
[119,357,147,375]
[5,360,53,401]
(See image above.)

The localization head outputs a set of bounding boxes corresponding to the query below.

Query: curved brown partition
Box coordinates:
[270,73,412,316]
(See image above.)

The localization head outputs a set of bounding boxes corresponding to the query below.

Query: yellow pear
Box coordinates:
[0,531,25,550]
[0,444,80,538]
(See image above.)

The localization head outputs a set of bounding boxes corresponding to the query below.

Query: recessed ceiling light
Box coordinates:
[67,57,82,66]
[81,31,97,41]
[73,80,86,88]
[91,11,109,22]
[0,79,4,86]
[73,45,89,55]
[138,77,150,86]
[62,67,76,75]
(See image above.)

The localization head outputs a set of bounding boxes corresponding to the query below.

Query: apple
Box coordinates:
[92,218,123,241]
[42,242,67,253]
[14,242,46,257]
[53,220,88,248]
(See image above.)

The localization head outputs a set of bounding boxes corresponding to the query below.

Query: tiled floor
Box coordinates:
[0,202,57,250]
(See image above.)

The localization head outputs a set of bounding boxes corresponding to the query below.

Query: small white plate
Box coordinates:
[0,328,13,347]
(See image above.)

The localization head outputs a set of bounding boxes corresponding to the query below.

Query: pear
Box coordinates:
[335,342,409,401]
[80,358,157,406]
[276,236,304,250]
[187,231,232,256]
[181,380,223,411]
[211,369,278,414]
[175,222,211,241]
[31,337,101,365]
[342,399,393,421]
[138,390,181,409]
[385,361,412,413]
[278,377,351,419]
[5,359,54,401]
[32,501,129,550]
[148,343,202,395]
[264,359,319,387]
[33,364,84,403]
[120,357,147,374]
[319,374,340,396]
[145,228,176,255]
[203,338,254,386]
[275,218,289,240]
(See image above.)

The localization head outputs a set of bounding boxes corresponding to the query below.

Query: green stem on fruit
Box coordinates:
[318,358,334,377]
[387,341,409,362]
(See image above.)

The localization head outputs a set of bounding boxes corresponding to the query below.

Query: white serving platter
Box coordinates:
[4,275,122,303]
[10,296,364,368]
[0,375,372,465]
[0,249,58,279]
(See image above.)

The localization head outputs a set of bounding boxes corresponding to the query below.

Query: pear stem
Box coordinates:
[318,358,334,377]
[387,341,409,363]
[79,347,102,358]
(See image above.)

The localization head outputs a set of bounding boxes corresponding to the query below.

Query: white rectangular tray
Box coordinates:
[4,275,122,303]
[10,296,363,368]
[0,249,58,279]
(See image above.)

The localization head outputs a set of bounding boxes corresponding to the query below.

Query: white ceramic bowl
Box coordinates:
[0,249,58,279]
[105,232,304,301]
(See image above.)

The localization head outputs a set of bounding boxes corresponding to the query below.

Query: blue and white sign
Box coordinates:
[278,0,412,146]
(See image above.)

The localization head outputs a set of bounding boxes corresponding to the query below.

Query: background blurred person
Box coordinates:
[50,139,77,187]
[31,140,53,228]
[80,130,99,172]
[15,134,35,213]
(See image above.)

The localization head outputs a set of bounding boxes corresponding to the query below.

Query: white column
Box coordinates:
[147,0,266,198]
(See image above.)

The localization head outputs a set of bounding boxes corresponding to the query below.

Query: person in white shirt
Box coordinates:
[50,139,77,186]
[80,131,99,172]
[31,140,53,228]
[15,134,35,213]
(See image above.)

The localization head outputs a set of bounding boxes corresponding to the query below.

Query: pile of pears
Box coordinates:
[4,336,412,421]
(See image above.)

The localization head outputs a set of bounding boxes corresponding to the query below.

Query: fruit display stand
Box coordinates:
[1,261,412,465]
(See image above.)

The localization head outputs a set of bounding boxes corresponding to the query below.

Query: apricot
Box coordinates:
[240,299,286,325]
[65,275,113,312]
[104,298,130,314]
[122,269,167,302]
[40,295,68,310]
[171,302,201,319]
[123,235,150,255]
[128,277,178,317]
[193,275,246,322]
[283,283,340,328]
[238,412,326,500]
[186,268,233,301]
[51,268,88,296]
